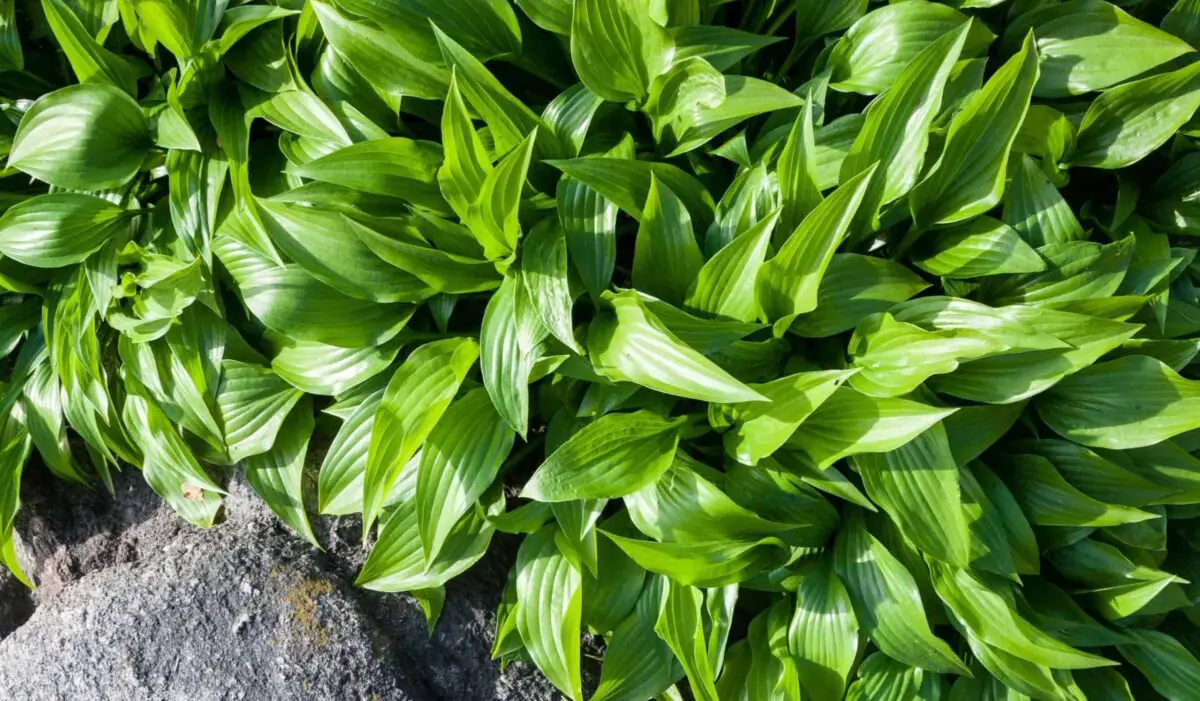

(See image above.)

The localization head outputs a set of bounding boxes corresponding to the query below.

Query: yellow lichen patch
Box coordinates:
[284,579,333,647]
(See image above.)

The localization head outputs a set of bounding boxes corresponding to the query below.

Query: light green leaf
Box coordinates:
[570,0,674,103]
[287,138,446,213]
[10,83,149,191]
[362,338,478,536]
[519,218,580,352]
[685,210,778,323]
[758,166,876,326]
[790,254,931,338]
[601,530,786,587]
[522,411,682,502]
[852,422,971,567]
[547,157,716,231]
[720,370,855,466]
[217,360,303,463]
[588,290,766,404]
[244,397,319,547]
[42,0,140,95]
[0,194,133,269]
[634,176,704,306]
[992,453,1158,527]
[417,389,513,562]
[655,579,719,701]
[911,217,1046,278]
[909,33,1039,230]
[438,73,491,222]
[1074,60,1200,169]
[789,558,859,700]
[840,21,972,227]
[1002,154,1087,248]
[835,513,969,675]
[317,380,384,516]
[481,275,544,437]
[516,527,583,701]
[592,582,680,701]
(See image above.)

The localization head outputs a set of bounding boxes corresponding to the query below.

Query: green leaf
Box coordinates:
[468,129,537,260]
[829,1,989,95]
[271,335,402,397]
[1036,355,1200,449]
[931,563,1115,670]
[243,397,319,547]
[992,453,1158,527]
[547,157,716,231]
[633,176,705,306]
[417,389,513,562]
[516,0,572,35]
[795,0,867,49]
[287,138,446,213]
[317,381,384,515]
[10,84,149,191]
[839,21,972,228]
[217,360,303,463]
[685,210,778,322]
[758,166,876,327]
[1075,60,1200,169]
[776,98,823,238]
[1002,154,1087,248]
[522,411,682,501]
[911,217,1046,278]
[0,194,133,268]
[849,312,1008,398]
[789,254,930,338]
[719,369,855,466]
[1117,628,1200,700]
[438,73,491,222]
[516,527,583,701]
[655,578,719,701]
[1010,439,1177,506]
[789,386,956,469]
[588,290,767,403]
[665,75,804,157]
[601,530,785,587]
[42,0,140,95]
[835,513,969,675]
[592,581,680,701]
[672,25,783,72]
[345,216,501,295]
[908,33,1039,230]
[362,338,478,537]
[852,422,972,567]
[1014,0,1193,98]
[570,0,674,103]
[213,234,417,348]
[788,558,859,700]
[519,218,580,352]
[481,275,544,437]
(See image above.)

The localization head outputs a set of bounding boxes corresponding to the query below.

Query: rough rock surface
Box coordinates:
[0,467,558,700]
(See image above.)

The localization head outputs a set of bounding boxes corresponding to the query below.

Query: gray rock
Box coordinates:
[0,468,559,700]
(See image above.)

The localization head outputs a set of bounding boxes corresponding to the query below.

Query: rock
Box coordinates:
[0,469,559,700]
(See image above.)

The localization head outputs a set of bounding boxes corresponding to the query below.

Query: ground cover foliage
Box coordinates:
[2,0,1200,698]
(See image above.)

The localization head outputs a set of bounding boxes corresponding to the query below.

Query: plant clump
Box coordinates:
[2,0,1200,699]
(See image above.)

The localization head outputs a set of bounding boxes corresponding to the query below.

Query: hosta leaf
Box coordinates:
[592,581,680,701]
[788,558,859,700]
[570,0,673,103]
[317,380,385,516]
[758,167,876,326]
[1013,0,1192,98]
[0,194,133,269]
[601,531,786,587]
[1073,60,1200,169]
[908,33,1039,230]
[521,410,683,501]
[519,218,580,352]
[1003,154,1086,249]
[829,1,989,96]
[468,130,536,260]
[217,360,303,463]
[516,527,583,701]
[931,564,1115,670]
[10,83,149,191]
[438,73,491,221]
[795,0,867,49]
[789,386,956,469]
[846,653,944,701]
[214,234,417,348]
[665,76,803,157]
[911,217,1046,279]
[685,210,778,322]
[270,336,402,397]
[719,369,855,466]
[835,513,969,675]
[840,21,971,228]
[41,0,139,95]
[673,25,783,73]
[776,98,823,238]
[481,275,544,437]
[848,313,1007,398]
[362,338,478,536]
[547,158,716,231]
[417,389,513,562]
[633,176,704,306]
[243,397,318,547]
[852,423,971,567]
[993,453,1158,527]
[588,290,766,403]
[1036,356,1200,449]
[789,254,930,338]
[655,579,719,701]
[1010,439,1177,506]
[1117,628,1200,700]
[286,138,445,213]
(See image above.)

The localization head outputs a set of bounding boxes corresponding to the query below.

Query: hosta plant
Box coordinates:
[3,0,1200,698]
